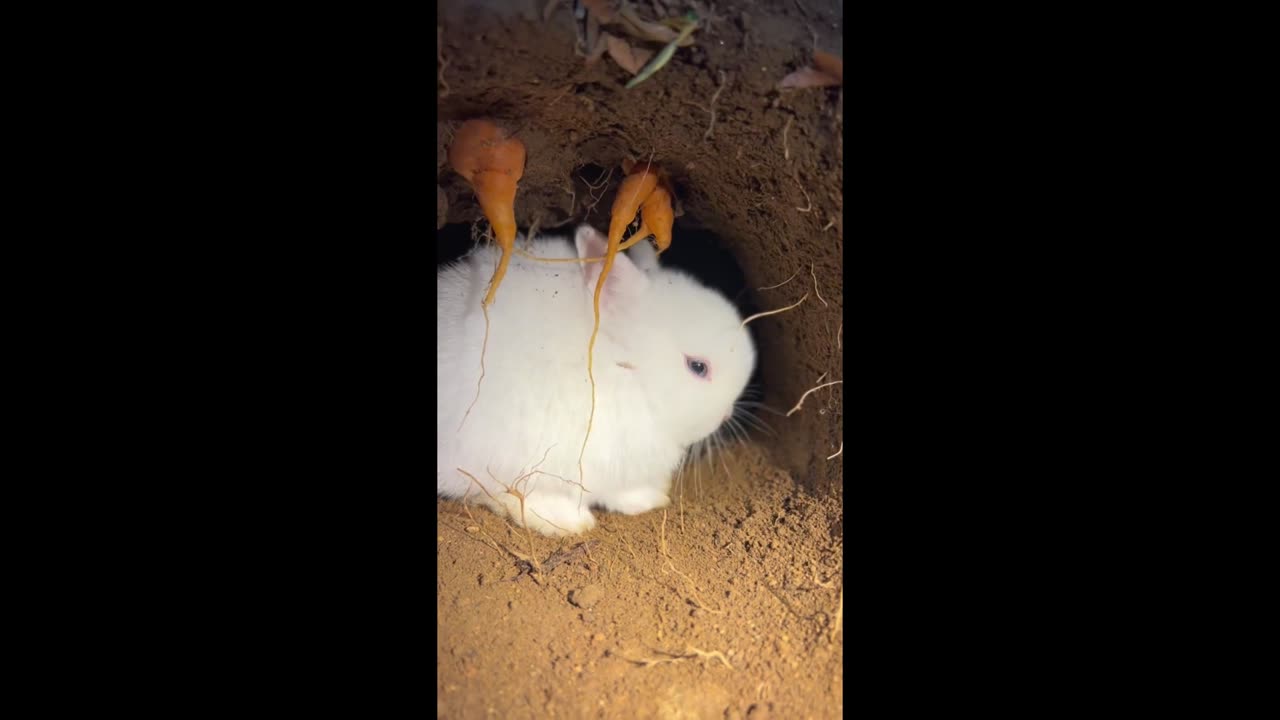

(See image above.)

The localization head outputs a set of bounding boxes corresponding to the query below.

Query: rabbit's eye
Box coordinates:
[685,356,710,380]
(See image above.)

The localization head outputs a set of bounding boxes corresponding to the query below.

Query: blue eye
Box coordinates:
[686,357,709,378]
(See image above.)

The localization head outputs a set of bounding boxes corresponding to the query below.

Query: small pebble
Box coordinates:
[569,584,604,609]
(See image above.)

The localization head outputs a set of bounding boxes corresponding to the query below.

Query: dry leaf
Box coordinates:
[616,3,696,46]
[605,34,654,75]
[812,50,843,83]
[778,66,841,90]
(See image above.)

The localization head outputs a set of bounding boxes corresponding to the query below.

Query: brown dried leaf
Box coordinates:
[616,3,696,46]
[812,50,843,83]
[605,34,654,75]
[778,66,841,90]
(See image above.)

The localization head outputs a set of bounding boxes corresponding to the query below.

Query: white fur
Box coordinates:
[437,225,756,536]
[627,239,660,272]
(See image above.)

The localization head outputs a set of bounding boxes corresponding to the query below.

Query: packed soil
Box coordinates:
[437,447,842,719]
[437,1,843,717]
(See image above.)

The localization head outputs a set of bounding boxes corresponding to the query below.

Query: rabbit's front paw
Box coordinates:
[518,492,597,537]
[599,487,671,516]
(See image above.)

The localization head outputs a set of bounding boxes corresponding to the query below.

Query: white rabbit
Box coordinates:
[626,237,661,272]
[437,224,756,536]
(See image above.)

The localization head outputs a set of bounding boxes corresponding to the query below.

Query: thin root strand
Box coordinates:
[742,292,809,327]
[757,268,800,292]
[810,263,828,307]
[437,27,450,97]
[794,172,813,212]
[631,646,734,670]
[458,301,491,432]
[786,379,842,417]
[704,70,727,141]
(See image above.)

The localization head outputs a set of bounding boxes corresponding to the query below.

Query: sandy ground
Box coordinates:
[437,445,843,719]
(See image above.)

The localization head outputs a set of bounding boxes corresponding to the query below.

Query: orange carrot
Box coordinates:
[631,185,674,254]
[608,162,658,249]
[448,119,526,307]
[577,160,659,487]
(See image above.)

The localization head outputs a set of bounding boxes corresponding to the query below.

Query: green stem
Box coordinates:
[625,13,700,90]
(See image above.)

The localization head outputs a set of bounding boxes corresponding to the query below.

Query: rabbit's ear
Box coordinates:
[627,238,660,272]
[575,225,650,302]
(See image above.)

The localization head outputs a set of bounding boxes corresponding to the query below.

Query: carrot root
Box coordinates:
[458,301,491,433]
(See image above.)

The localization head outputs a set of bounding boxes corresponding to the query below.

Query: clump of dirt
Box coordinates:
[437,0,843,716]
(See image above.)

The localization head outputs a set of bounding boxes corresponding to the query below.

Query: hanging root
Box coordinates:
[808,265,829,307]
[437,27,450,97]
[458,241,503,432]
[757,268,800,292]
[580,166,614,218]
[458,302,490,432]
[742,292,809,327]
[684,70,727,141]
[785,379,842,416]
[577,284,604,508]
[782,115,793,161]
[810,263,828,307]
[578,152,654,504]
[794,171,813,212]
[826,441,843,460]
